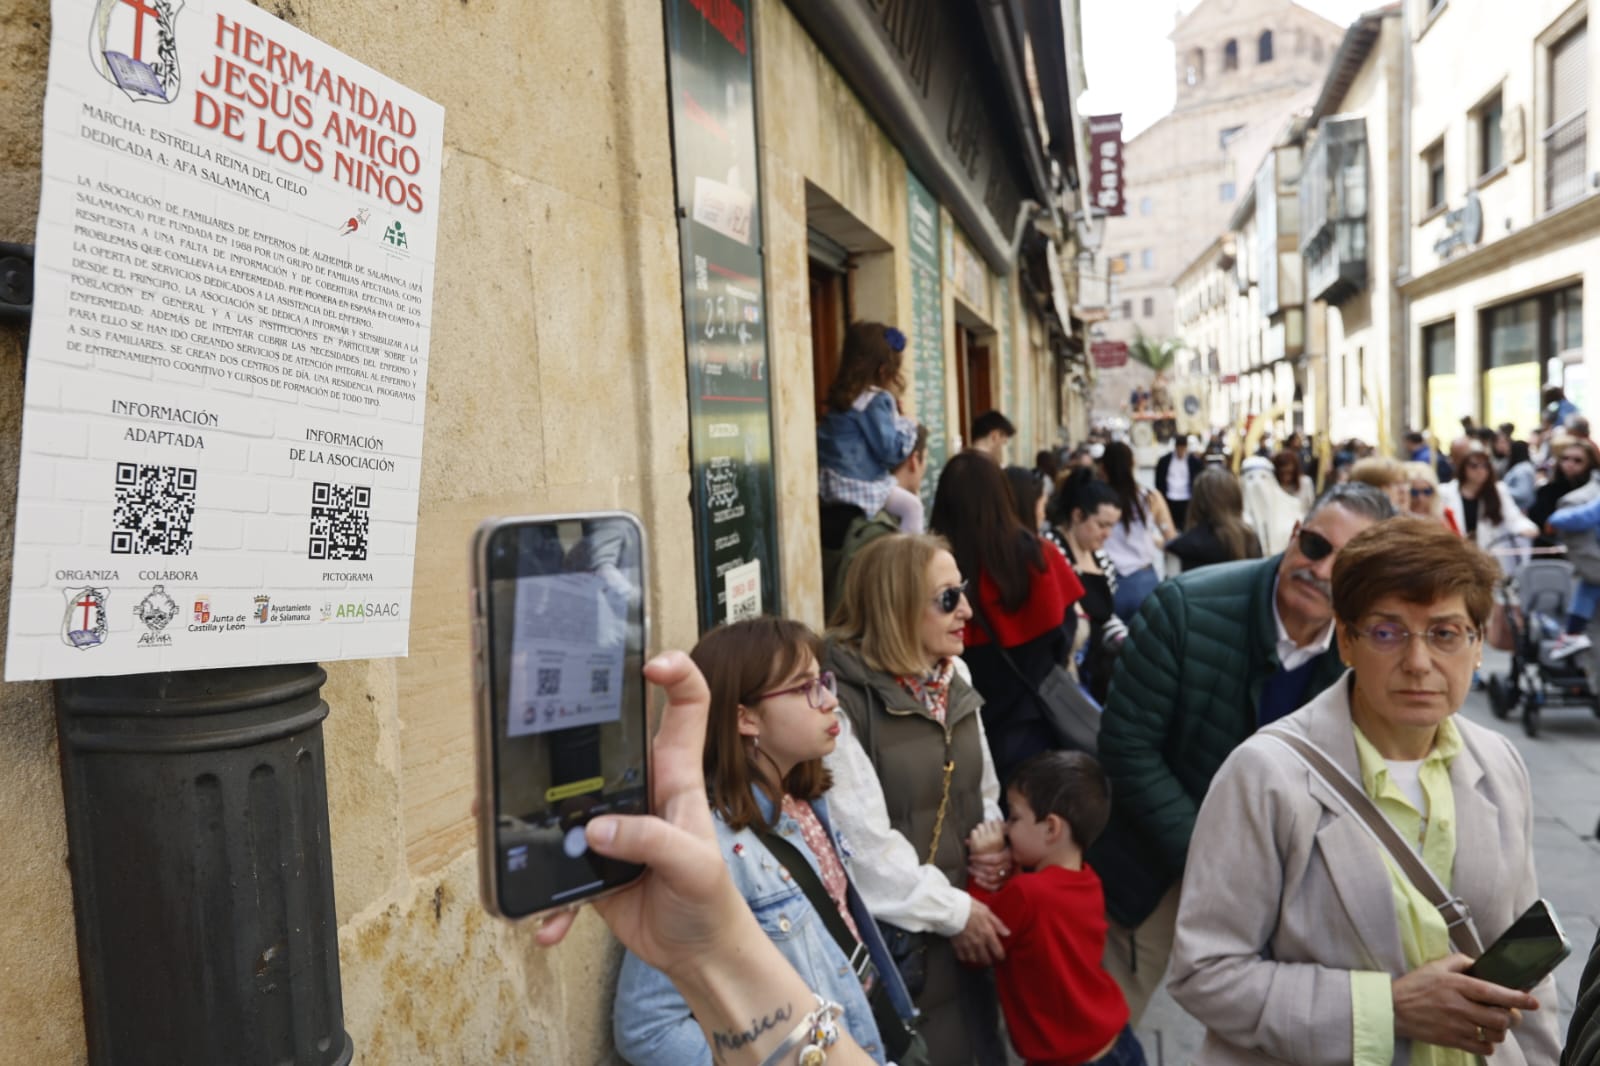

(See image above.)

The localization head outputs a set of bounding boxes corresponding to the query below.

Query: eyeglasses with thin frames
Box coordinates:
[753,671,838,709]
[1351,621,1480,657]
[932,581,968,614]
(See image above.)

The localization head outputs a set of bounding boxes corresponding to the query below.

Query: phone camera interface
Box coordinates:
[487,517,648,916]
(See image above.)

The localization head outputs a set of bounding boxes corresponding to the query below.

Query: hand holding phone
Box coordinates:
[472,513,651,921]
[1467,898,1573,991]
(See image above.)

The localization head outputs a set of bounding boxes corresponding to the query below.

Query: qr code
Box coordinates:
[308,481,370,560]
[590,669,609,695]
[111,463,197,555]
[537,668,561,695]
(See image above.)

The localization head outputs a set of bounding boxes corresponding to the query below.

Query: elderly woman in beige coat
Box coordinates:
[1168,517,1561,1066]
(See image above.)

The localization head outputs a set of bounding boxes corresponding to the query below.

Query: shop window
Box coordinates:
[1545,20,1588,210]
[1258,30,1274,63]
[1475,91,1504,178]
[1423,319,1456,443]
[1423,139,1446,213]
[1223,40,1239,71]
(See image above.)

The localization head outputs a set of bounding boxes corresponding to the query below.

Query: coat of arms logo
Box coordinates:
[63,587,110,650]
[89,0,185,104]
[135,585,179,632]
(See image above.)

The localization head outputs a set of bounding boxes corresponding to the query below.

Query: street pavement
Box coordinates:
[1132,645,1600,1065]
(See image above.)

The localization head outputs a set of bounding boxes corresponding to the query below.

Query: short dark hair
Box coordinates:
[972,410,1016,441]
[1007,751,1111,849]
[1404,430,1425,446]
[1308,481,1396,524]
[1332,516,1500,630]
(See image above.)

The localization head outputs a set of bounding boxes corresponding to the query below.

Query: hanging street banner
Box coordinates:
[1088,114,1126,217]
[5,0,444,680]
[663,0,781,628]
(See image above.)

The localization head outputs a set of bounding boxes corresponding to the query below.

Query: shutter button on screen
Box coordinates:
[563,825,588,858]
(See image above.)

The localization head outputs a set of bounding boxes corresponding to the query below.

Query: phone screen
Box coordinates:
[482,515,648,918]
[1468,899,1572,990]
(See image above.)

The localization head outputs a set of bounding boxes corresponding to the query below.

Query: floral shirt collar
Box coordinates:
[896,658,955,724]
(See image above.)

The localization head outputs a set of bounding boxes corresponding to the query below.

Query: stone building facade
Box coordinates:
[0,1,1087,1061]
[1401,0,1597,439]
[1097,0,1343,375]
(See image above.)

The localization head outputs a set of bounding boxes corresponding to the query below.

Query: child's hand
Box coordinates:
[967,846,1012,892]
[967,819,1006,855]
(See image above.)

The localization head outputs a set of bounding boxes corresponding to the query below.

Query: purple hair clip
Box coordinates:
[884,327,907,352]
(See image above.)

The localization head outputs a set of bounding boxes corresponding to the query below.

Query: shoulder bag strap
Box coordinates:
[753,825,871,981]
[968,597,1047,703]
[1260,729,1485,957]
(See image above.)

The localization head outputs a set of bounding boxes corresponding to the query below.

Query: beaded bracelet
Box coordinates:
[758,994,843,1066]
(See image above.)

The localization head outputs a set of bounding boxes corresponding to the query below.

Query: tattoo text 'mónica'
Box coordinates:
[711,1002,794,1059]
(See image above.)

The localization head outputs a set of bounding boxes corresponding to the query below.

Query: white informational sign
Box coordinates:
[723,559,761,621]
[505,573,625,738]
[4,0,444,680]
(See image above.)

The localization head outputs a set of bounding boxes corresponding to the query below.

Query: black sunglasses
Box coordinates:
[932,581,968,614]
[1297,529,1335,562]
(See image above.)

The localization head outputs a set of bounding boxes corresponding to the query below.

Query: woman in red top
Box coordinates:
[930,450,1085,785]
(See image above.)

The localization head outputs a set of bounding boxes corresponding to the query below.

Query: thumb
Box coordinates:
[586,813,708,884]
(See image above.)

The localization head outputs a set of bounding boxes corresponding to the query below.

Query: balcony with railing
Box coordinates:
[1545,112,1588,211]
[1300,116,1368,305]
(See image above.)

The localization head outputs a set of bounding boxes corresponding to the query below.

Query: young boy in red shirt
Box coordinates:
[967,751,1146,1066]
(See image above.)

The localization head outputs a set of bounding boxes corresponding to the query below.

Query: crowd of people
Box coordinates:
[533,326,1599,1066]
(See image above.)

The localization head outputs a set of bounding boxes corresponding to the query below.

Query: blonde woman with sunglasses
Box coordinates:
[823,533,1010,1066]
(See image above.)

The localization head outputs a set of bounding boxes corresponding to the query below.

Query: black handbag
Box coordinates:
[754,825,929,1066]
[876,922,927,1000]
[969,603,1101,755]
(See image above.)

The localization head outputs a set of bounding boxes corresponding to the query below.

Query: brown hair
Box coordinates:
[1331,516,1499,630]
[691,617,831,831]
[930,451,1048,611]
[1456,449,1505,525]
[1187,467,1256,561]
[1008,751,1111,850]
[829,533,951,676]
[826,321,906,412]
[1273,448,1303,491]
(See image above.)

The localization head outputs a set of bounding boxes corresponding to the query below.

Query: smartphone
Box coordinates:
[471,512,651,921]
[1466,898,1573,991]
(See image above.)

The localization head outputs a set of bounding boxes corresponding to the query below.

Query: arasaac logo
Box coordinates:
[134,584,179,647]
[62,587,110,650]
[89,0,185,104]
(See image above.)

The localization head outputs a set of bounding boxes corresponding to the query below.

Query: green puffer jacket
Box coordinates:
[1087,554,1346,928]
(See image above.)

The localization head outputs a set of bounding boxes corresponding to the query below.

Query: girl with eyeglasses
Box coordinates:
[823,532,1011,1066]
[614,617,921,1065]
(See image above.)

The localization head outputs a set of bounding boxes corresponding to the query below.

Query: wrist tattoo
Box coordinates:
[712,1003,793,1059]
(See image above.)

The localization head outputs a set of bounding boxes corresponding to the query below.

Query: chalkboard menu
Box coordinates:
[664,0,780,627]
[907,171,947,511]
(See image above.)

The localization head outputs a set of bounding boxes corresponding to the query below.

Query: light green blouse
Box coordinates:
[1348,715,1478,1066]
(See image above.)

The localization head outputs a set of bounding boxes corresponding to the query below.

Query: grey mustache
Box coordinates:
[1291,569,1332,599]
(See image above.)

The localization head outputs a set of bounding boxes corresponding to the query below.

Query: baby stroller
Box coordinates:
[1486,553,1600,737]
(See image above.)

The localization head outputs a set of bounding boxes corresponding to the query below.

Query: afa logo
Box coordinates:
[63,587,110,650]
[89,0,184,104]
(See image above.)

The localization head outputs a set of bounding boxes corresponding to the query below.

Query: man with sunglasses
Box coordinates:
[1085,482,1396,1025]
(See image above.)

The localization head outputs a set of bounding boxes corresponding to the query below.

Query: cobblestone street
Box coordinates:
[1135,646,1600,1064]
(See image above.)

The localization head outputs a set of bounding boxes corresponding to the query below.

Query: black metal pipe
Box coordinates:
[56,663,353,1066]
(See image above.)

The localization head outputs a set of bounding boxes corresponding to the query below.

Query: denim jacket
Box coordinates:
[612,791,916,1065]
[816,389,917,484]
